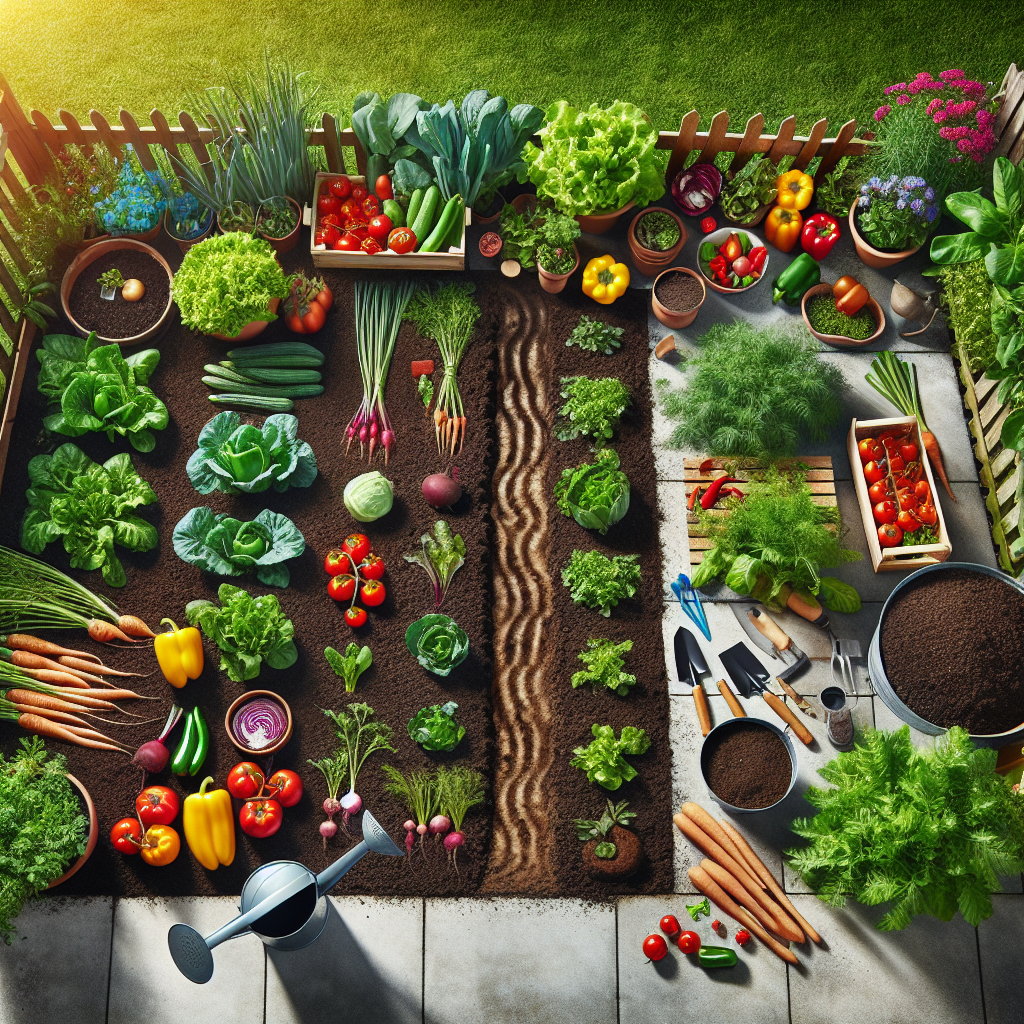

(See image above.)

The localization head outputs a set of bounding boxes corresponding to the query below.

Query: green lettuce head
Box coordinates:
[405,614,469,677]
[554,448,630,535]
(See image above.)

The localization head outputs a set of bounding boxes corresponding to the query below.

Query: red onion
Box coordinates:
[422,468,462,509]
[231,697,288,751]
[671,163,722,216]
[132,706,183,773]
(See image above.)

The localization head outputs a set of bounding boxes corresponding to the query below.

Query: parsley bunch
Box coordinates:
[556,376,630,446]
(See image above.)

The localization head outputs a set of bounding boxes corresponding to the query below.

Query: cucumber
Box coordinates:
[202,377,324,399]
[220,354,323,368]
[227,341,324,362]
[405,188,425,229]
[420,196,463,253]
[410,185,440,244]
[382,199,405,229]
[204,363,255,384]
[209,393,295,413]
[442,200,466,250]
[233,367,322,384]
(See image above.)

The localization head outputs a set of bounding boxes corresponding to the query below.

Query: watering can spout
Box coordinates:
[315,809,403,895]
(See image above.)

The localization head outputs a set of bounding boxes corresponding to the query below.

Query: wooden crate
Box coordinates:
[684,457,836,565]
[308,172,468,270]
[847,415,952,572]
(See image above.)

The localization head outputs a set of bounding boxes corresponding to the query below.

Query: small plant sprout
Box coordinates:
[436,765,486,871]
[322,702,395,829]
[98,268,125,292]
[573,799,637,858]
[308,750,347,846]
[382,765,438,859]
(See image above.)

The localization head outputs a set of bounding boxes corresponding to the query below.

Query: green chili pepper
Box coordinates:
[771,251,821,306]
[188,706,209,776]
[171,708,197,776]
[697,945,738,968]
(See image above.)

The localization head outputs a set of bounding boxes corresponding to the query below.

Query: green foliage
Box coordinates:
[403,521,466,609]
[417,374,434,408]
[323,703,396,796]
[571,724,650,790]
[351,91,430,190]
[0,738,88,944]
[574,799,636,841]
[556,376,630,445]
[435,764,486,833]
[554,448,630,534]
[787,727,1024,930]
[562,549,641,617]
[405,613,469,677]
[408,701,465,752]
[571,638,636,696]
[718,156,786,222]
[634,210,680,250]
[806,295,877,340]
[185,583,297,682]
[535,243,576,275]
[565,315,623,356]
[937,259,998,372]
[98,268,125,290]
[498,201,581,270]
[324,642,373,693]
[656,320,845,461]
[814,155,866,218]
[21,444,157,588]
[382,764,438,827]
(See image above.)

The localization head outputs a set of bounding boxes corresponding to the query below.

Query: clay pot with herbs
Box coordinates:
[651,267,706,329]
[537,243,580,294]
[575,800,644,880]
[849,199,922,269]
[628,208,687,276]
[257,197,302,255]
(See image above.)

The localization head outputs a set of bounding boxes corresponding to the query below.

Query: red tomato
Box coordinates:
[351,185,368,203]
[329,176,352,199]
[286,313,307,334]
[339,198,363,223]
[873,500,898,525]
[316,285,333,312]
[321,226,341,248]
[368,214,393,242]
[342,534,371,563]
[110,817,142,854]
[388,227,416,254]
[916,502,938,526]
[896,487,918,511]
[362,195,381,218]
[328,574,357,602]
[643,934,669,961]
[915,480,931,502]
[314,231,326,246]
[878,522,903,547]
[267,769,303,808]
[868,480,891,504]
[361,237,384,255]
[335,233,362,252]
[360,580,386,607]
[888,455,905,474]
[857,438,883,464]
[324,548,354,576]
[227,762,265,800]
[900,442,919,462]
[317,194,341,216]
[348,224,370,241]
[375,175,394,201]
[136,786,180,826]
[735,929,751,946]
[319,213,342,229]
[678,930,701,954]
[897,511,920,533]
[863,461,886,485]
[301,300,327,334]
[359,553,385,580]
[659,915,681,938]
[239,798,283,839]
[345,606,368,628]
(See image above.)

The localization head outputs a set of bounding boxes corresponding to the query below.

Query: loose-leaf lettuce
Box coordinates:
[571,724,651,790]
[408,701,465,752]
[571,638,636,696]
[562,550,641,617]
[405,613,469,677]
[554,448,630,535]
[403,521,466,609]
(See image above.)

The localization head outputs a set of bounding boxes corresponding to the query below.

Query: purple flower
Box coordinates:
[926,205,940,221]
[858,196,870,209]
[896,198,907,210]
[874,104,891,121]
[924,187,935,200]
[911,199,924,215]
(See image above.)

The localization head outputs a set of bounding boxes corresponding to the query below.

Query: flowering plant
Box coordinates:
[166,191,212,240]
[857,176,938,251]
[93,156,171,236]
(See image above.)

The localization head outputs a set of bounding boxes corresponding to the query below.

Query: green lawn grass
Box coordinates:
[0,0,1018,133]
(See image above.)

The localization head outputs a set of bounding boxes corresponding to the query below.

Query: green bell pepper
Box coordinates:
[772,251,820,306]
[697,945,738,968]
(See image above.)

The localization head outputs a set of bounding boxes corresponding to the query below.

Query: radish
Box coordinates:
[443,832,463,854]
[340,789,362,828]
[429,814,451,837]
[436,765,485,871]
[131,705,183,773]
[416,823,428,837]
[320,820,338,840]
[383,765,440,860]
[323,797,341,817]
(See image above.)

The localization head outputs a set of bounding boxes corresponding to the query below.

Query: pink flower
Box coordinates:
[926,98,943,115]
[939,125,970,140]
[907,81,923,94]
[933,110,948,123]
[976,110,995,129]
[884,82,908,95]
[915,72,933,80]
[940,69,966,81]
[896,94,911,105]
[958,137,974,153]
[874,104,891,121]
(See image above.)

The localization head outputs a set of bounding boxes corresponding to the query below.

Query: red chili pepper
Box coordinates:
[700,215,717,234]
[701,475,740,509]
[721,487,745,500]
[687,486,701,511]
[748,246,767,275]
[735,929,751,946]
[801,212,841,260]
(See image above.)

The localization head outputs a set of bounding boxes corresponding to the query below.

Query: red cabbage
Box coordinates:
[672,164,722,216]
[232,697,288,750]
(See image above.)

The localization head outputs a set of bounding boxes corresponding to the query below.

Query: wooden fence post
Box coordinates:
[0,71,53,185]
[664,110,700,186]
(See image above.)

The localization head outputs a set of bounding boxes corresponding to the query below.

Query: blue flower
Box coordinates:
[880,180,895,195]
[924,187,935,201]
[926,205,940,222]
[867,176,881,188]
[858,195,870,208]
[911,198,924,215]
[90,185,100,195]
[896,198,907,210]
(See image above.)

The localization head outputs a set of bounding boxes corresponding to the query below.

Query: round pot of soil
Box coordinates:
[700,717,798,813]
[164,207,214,255]
[628,208,687,277]
[257,197,303,255]
[537,244,580,294]
[472,191,504,224]
[510,193,538,218]
[801,282,886,348]
[582,825,644,880]
[210,296,282,343]
[47,773,98,889]
[225,690,294,756]
[60,238,175,346]
[848,199,922,269]
[651,267,706,329]
[575,199,636,235]
[869,563,1024,747]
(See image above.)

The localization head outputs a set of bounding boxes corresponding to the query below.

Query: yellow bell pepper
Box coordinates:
[154,617,203,689]
[775,169,814,211]
[582,255,630,304]
[765,206,804,254]
[183,776,235,870]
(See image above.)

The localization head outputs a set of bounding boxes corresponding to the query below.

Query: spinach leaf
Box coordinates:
[570,723,651,790]
[554,448,630,535]
[324,643,373,693]
[403,521,466,609]
[405,613,469,677]
[408,701,465,752]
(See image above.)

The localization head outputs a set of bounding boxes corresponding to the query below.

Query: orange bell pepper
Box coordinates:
[765,207,803,253]
[775,169,814,211]
[833,275,869,315]
[139,824,180,866]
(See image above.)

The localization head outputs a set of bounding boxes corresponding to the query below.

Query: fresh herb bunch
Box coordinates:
[813,155,866,218]
[417,374,434,408]
[857,176,938,251]
[719,156,785,222]
[562,550,641,617]
[807,295,876,340]
[634,210,680,251]
[0,738,89,943]
[571,638,636,696]
[571,724,651,790]
[403,521,466,609]
[536,243,576,275]
[932,260,998,373]
[556,376,630,446]
[499,201,580,270]
[98,268,124,290]
[554,448,630,534]
[324,642,373,692]
[691,468,861,613]
[656,320,844,461]
[565,315,624,356]
[408,701,465,752]
[219,201,255,232]
[788,726,1024,930]
[257,197,298,239]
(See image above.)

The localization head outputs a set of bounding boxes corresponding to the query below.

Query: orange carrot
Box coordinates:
[702,859,804,944]
[116,615,155,639]
[4,688,110,717]
[20,667,90,688]
[86,620,133,643]
[2,635,101,662]
[32,689,126,711]
[922,431,956,502]
[57,656,144,678]
[9,704,94,729]
[8,651,109,686]
[47,685,150,701]
[17,713,128,752]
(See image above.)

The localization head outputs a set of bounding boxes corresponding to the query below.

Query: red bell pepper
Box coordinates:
[708,255,729,282]
[748,246,767,275]
[801,213,840,260]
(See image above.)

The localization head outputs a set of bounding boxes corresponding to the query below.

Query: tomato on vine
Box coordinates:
[344,606,368,628]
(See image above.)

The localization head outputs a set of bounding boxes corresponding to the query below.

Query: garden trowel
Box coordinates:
[673,626,713,737]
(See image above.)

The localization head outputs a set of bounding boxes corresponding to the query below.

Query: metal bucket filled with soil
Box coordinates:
[700,718,798,814]
[869,562,1024,746]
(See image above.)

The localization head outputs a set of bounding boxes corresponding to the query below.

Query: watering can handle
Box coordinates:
[204,874,313,950]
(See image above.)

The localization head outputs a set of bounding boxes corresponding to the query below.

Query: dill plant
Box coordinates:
[935,259,999,373]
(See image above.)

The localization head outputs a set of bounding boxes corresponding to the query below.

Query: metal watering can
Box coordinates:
[168,809,403,984]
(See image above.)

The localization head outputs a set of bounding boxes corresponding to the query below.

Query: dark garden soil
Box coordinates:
[67,247,170,339]
[880,568,1024,735]
[704,723,792,809]
[653,270,703,312]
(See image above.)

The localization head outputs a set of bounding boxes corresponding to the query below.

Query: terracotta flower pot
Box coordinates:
[225,690,294,756]
[47,773,98,889]
[575,199,635,235]
[164,208,214,255]
[218,203,255,235]
[71,219,160,251]
[471,192,504,224]
[537,244,580,294]
[627,208,687,277]
[258,197,303,255]
[210,295,282,343]
[60,238,175,347]
[510,194,538,218]
[651,267,706,329]
[800,282,886,348]
[71,231,112,252]
[849,199,922,269]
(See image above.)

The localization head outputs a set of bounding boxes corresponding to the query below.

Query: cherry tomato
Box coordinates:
[317,194,341,217]
[316,285,333,312]
[329,176,352,200]
[339,198,363,223]
[301,300,327,334]
[643,934,669,961]
[735,929,751,946]
[239,798,283,839]
[888,455,905,474]
[335,233,362,252]
[359,553,385,580]
[678,930,701,954]
[361,237,384,255]
[348,223,370,241]
[320,212,342,229]
[915,480,931,502]
[873,500,898,525]
[896,487,918,511]
[328,574,357,602]
[321,226,341,248]
[110,817,142,854]
[858,438,883,464]
[898,511,920,533]
[916,502,938,526]
[362,195,381,218]
[139,824,180,866]
[136,785,180,827]
[368,214,393,242]
[227,761,265,800]
[345,606,368,628]
[342,534,371,563]
[324,548,354,576]
[375,174,394,201]
[900,442,919,462]
[388,227,416,254]
[659,915,681,938]
[351,185,368,203]
[878,522,903,547]
[868,480,891,504]
[360,579,386,607]
[267,769,303,808]
[863,461,886,485]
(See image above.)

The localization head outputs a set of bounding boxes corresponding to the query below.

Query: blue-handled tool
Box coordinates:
[671,573,711,641]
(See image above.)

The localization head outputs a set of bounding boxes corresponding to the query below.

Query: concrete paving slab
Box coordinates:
[618,895,790,1024]
[423,898,616,1024]
[786,895,985,1024]
[0,896,112,1024]
[657,480,695,589]
[978,894,1024,1024]
[266,897,422,1024]
[108,897,265,1024]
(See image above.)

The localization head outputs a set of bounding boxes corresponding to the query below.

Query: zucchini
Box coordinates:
[208,393,295,412]
[227,341,324,363]
[202,377,324,399]
[382,199,405,228]
[420,196,463,252]
[410,185,440,243]
[220,354,323,369]
[405,188,425,229]
[232,366,322,384]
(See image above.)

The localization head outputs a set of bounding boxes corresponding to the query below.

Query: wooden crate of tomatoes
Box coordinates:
[848,415,952,572]
[310,171,469,270]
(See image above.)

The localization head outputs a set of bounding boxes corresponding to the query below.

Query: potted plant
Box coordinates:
[498,200,582,291]
[92,157,170,242]
[164,191,214,253]
[850,176,939,269]
[173,232,289,342]
[719,155,783,226]
[219,200,256,233]
[522,100,666,234]
[652,267,706,329]
[575,799,643,879]
[627,207,687,276]
[256,196,302,254]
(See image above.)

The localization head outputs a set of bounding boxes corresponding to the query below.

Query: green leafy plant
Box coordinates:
[565,315,623,356]
[172,232,289,338]
[656,320,845,460]
[788,727,1024,931]
[382,764,438,839]
[256,197,298,238]
[405,613,469,677]
[498,200,581,270]
[0,738,89,944]
[691,468,861,613]
[186,410,317,495]
[434,764,486,865]
[571,638,636,696]
[719,156,784,222]
[554,448,630,534]
[408,701,465,752]
[14,279,57,330]
[813,155,866,218]
[634,210,681,250]
[536,243,577,275]
[98,268,124,290]
[21,443,157,588]
[556,376,630,446]
[574,799,637,858]
[350,91,431,192]
[185,583,297,682]
[562,550,641,617]
[172,507,305,587]
[523,100,667,215]
[417,374,433,408]
[324,643,372,693]
[36,333,167,452]
[323,703,396,802]
[403,521,466,609]
[571,724,650,790]
[935,260,998,373]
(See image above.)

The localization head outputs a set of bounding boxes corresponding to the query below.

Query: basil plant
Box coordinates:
[405,614,469,677]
